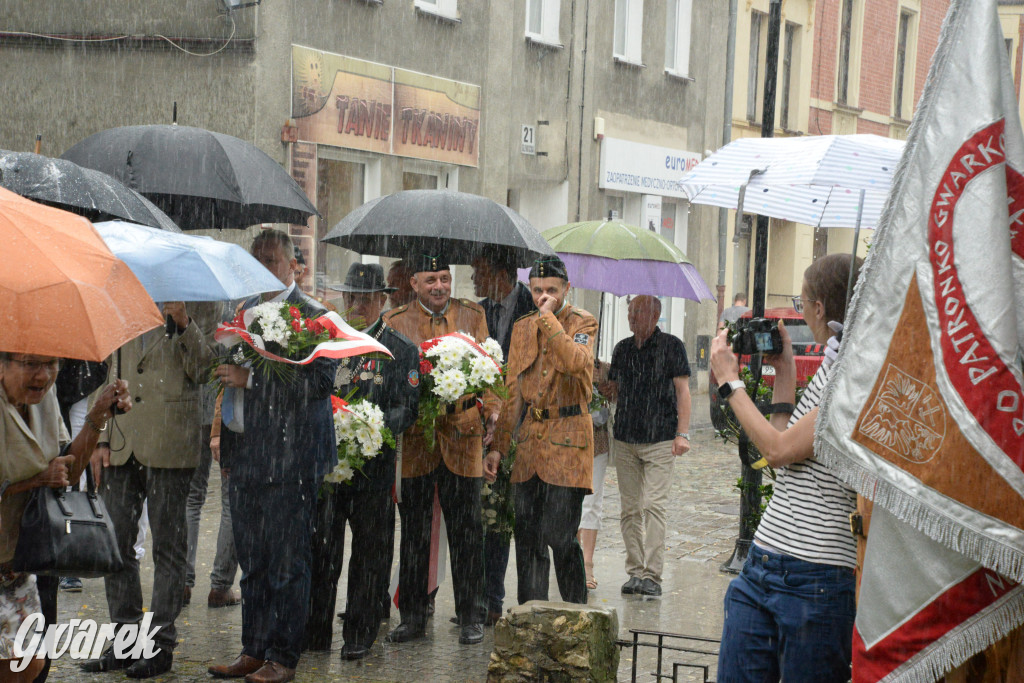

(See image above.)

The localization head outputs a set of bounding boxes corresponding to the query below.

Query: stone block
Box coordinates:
[487,601,619,682]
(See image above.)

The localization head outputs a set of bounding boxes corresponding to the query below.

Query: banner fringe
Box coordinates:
[816,441,1024,584]
[878,587,1024,683]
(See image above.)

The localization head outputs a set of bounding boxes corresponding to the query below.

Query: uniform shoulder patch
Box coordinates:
[384,304,409,320]
[458,298,484,312]
[573,333,590,344]
[515,310,539,324]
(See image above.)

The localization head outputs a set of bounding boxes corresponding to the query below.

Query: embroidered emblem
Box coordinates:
[408,369,420,387]
[573,333,589,344]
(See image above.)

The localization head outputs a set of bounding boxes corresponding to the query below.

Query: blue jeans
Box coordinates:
[717,544,855,683]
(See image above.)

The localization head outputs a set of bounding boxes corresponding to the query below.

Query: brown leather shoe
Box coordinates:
[208,587,242,608]
[244,661,296,683]
[208,654,264,678]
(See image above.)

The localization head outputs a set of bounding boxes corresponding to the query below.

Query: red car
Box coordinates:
[709,307,825,431]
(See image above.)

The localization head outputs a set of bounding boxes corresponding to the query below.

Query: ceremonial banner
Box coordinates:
[815,0,1024,679]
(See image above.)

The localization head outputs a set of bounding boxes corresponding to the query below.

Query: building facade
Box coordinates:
[723,0,953,310]
[1,0,728,383]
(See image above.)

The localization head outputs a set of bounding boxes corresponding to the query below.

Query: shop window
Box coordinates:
[893,9,917,120]
[604,194,624,222]
[526,0,561,47]
[415,0,459,22]
[613,0,644,66]
[317,158,365,293]
[836,0,863,107]
[403,172,439,191]
[664,0,692,77]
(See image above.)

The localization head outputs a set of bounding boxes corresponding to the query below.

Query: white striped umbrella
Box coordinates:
[679,134,905,229]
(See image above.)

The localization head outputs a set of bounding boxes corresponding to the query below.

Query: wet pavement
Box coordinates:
[48,393,742,682]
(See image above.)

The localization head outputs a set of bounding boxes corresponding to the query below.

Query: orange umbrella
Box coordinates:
[0,187,163,361]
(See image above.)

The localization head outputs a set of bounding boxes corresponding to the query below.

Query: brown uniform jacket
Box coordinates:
[493,305,598,491]
[383,297,501,478]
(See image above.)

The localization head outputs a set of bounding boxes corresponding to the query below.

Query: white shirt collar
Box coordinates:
[265,281,297,304]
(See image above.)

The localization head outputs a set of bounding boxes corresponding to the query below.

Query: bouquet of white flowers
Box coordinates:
[325,394,395,484]
[417,332,505,450]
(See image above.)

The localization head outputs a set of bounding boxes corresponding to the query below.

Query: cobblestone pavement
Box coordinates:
[48,394,745,682]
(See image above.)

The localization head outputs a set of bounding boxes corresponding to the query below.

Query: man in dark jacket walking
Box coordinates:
[304,263,420,660]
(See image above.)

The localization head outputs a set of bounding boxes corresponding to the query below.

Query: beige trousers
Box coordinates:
[614,439,675,584]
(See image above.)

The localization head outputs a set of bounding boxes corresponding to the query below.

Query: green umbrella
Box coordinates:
[541,220,689,263]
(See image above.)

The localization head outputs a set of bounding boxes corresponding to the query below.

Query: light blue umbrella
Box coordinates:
[94,220,285,302]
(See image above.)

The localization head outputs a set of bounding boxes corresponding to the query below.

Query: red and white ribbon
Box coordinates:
[215,310,392,365]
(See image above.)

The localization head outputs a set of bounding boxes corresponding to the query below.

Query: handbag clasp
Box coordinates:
[65,520,71,535]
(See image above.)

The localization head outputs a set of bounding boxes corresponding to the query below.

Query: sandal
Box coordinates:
[585,562,597,590]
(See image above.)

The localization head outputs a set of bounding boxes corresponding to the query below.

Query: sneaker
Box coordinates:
[621,576,643,595]
[59,577,83,592]
[638,578,662,597]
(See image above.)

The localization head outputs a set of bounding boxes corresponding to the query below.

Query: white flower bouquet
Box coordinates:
[324,394,395,484]
[417,332,506,450]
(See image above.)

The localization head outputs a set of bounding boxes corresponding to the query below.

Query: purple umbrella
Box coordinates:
[518,252,716,300]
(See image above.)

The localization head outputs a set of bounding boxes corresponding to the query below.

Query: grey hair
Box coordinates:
[251,229,295,258]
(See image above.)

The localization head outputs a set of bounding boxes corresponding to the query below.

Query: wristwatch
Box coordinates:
[675,432,689,440]
[718,379,746,401]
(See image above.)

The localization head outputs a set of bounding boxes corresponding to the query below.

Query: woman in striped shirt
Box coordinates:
[710,253,863,683]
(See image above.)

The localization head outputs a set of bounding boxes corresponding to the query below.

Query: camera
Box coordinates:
[731,318,783,356]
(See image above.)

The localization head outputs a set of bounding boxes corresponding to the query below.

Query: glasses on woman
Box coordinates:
[792,296,817,314]
[8,358,62,374]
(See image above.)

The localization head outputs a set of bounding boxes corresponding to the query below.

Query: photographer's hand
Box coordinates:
[763,320,796,379]
[710,329,740,383]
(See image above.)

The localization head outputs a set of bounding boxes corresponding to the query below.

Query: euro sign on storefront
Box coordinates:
[815,0,1024,681]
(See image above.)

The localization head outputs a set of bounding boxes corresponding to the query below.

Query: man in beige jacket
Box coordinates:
[81,301,222,678]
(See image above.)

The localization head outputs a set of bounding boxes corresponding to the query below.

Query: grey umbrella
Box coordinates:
[321,190,555,267]
[61,124,318,230]
[0,150,180,231]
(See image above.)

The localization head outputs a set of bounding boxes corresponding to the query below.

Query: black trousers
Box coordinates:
[32,576,58,683]
[306,484,395,650]
[513,475,588,605]
[230,479,317,670]
[397,463,484,626]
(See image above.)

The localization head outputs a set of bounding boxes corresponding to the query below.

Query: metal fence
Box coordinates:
[617,629,720,682]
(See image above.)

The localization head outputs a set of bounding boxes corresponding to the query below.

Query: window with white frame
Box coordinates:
[664,0,692,76]
[526,0,561,46]
[613,0,644,65]
[414,0,459,21]
[893,8,918,120]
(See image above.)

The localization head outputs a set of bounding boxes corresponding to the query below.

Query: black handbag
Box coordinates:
[11,450,124,578]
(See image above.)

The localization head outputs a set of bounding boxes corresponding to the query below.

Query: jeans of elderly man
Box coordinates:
[614,439,675,584]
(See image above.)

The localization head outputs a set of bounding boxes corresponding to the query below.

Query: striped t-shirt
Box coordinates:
[753,363,858,569]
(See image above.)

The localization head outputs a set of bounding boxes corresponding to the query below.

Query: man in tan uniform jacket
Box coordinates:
[382,253,500,646]
[487,256,597,605]
[82,301,222,677]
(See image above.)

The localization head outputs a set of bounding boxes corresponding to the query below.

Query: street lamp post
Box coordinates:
[721,0,782,575]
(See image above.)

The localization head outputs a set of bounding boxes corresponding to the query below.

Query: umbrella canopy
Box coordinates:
[0,150,180,232]
[518,220,716,300]
[61,125,318,230]
[0,188,162,361]
[321,190,555,267]
[679,134,905,229]
[94,221,286,302]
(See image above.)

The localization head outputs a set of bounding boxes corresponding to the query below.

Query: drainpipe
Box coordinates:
[716,0,738,323]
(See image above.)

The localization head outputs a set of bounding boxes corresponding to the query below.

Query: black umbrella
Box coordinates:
[0,150,180,232]
[61,125,318,230]
[321,190,555,267]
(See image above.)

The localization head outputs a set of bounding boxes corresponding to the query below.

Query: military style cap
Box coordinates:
[529,256,568,281]
[413,253,450,274]
[329,263,395,293]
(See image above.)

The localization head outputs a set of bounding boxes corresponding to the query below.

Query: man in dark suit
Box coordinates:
[304,263,419,660]
[208,230,338,683]
[470,250,535,624]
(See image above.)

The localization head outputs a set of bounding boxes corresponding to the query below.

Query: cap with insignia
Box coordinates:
[529,256,568,281]
[329,262,395,293]
[413,253,450,274]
